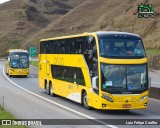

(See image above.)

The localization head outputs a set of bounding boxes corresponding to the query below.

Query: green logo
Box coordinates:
[134,0,159,18]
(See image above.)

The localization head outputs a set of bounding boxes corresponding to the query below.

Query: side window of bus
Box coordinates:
[51,65,85,86]
[84,36,99,89]
[59,40,65,54]
[74,37,85,54]
[84,36,98,69]
[55,40,61,54]
[65,37,86,54]
[47,41,52,54]
[40,42,45,54]
[65,39,71,54]
[51,40,56,54]
[73,68,85,86]
[75,41,80,54]
[41,41,50,54]
[69,39,75,54]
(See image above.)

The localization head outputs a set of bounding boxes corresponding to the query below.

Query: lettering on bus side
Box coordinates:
[54,58,64,65]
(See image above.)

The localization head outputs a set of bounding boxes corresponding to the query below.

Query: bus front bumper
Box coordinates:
[9,69,29,76]
[99,99,148,110]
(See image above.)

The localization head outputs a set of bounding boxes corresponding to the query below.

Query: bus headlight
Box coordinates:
[139,95,148,102]
[102,93,114,102]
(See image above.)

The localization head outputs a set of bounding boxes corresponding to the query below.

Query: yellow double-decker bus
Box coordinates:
[39,31,149,110]
[5,49,30,77]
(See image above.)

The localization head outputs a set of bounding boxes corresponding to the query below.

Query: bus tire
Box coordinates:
[6,68,8,75]
[6,70,8,75]
[46,82,50,95]
[49,82,54,97]
[23,75,27,78]
[82,91,90,110]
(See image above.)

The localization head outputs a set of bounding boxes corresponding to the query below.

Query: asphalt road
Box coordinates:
[149,71,160,88]
[0,61,160,128]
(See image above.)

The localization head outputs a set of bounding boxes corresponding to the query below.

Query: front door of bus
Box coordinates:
[67,69,82,104]
[67,81,81,103]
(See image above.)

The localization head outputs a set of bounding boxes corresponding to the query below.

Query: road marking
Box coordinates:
[30,65,38,70]
[30,75,34,78]
[149,98,160,103]
[152,81,160,84]
[2,66,117,128]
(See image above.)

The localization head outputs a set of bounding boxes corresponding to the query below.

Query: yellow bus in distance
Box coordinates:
[6,49,30,77]
[39,31,149,110]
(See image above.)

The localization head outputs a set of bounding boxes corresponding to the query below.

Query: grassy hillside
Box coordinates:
[0,0,85,56]
[21,0,160,53]
[0,0,159,56]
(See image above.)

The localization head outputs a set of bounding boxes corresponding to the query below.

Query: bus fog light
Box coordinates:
[102,104,106,107]
[139,96,148,102]
[102,93,114,102]
[144,103,147,106]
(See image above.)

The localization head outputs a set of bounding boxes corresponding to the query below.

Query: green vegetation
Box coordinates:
[0,106,26,128]
[0,106,14,119]
[30,61,38,68]
[146,49,160,56]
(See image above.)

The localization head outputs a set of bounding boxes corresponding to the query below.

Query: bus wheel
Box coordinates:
[49,82,54,97]
[82,91,90,110]
[46,82,50,95]
[6,69,8,75]
[9,75,12,77]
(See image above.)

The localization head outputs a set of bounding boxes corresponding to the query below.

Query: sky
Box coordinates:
[0,0,10,4]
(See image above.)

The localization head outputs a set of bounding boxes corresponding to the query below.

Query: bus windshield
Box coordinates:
[99,39,145,58]
[10,53,29,68]
[101,64,148,94]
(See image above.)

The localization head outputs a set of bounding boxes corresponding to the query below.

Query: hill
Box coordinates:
[0,0,159,56]
[21,0,160,52]
[0,0,85,56]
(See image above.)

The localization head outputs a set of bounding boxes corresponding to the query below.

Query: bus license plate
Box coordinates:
[123,104,131,108]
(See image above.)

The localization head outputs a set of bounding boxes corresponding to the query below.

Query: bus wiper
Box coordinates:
[20,59,25,68]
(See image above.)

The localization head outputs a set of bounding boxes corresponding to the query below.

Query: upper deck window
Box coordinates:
[99,38,146,59]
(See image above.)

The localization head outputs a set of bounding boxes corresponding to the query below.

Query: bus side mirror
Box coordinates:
[8,57,10,62]
[92,76,98,90]
[149,77,151,88]
[29,56,31,61]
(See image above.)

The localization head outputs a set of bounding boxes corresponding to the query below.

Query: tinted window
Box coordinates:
[10,53,29,68]
[40,36,88,54]
[99,39,145,58]
[101,63,148,94]
[51,65,85,86]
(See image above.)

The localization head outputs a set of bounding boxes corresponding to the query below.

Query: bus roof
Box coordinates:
[93,31,140,38]
[40,31,141,42]
[8,49,28,53]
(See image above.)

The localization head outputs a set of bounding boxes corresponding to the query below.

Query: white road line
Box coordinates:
[30,65,38,70]
[149,98,160,103]
[2,66,117,128]
[30,75,34,78]
[152,81,160,84]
